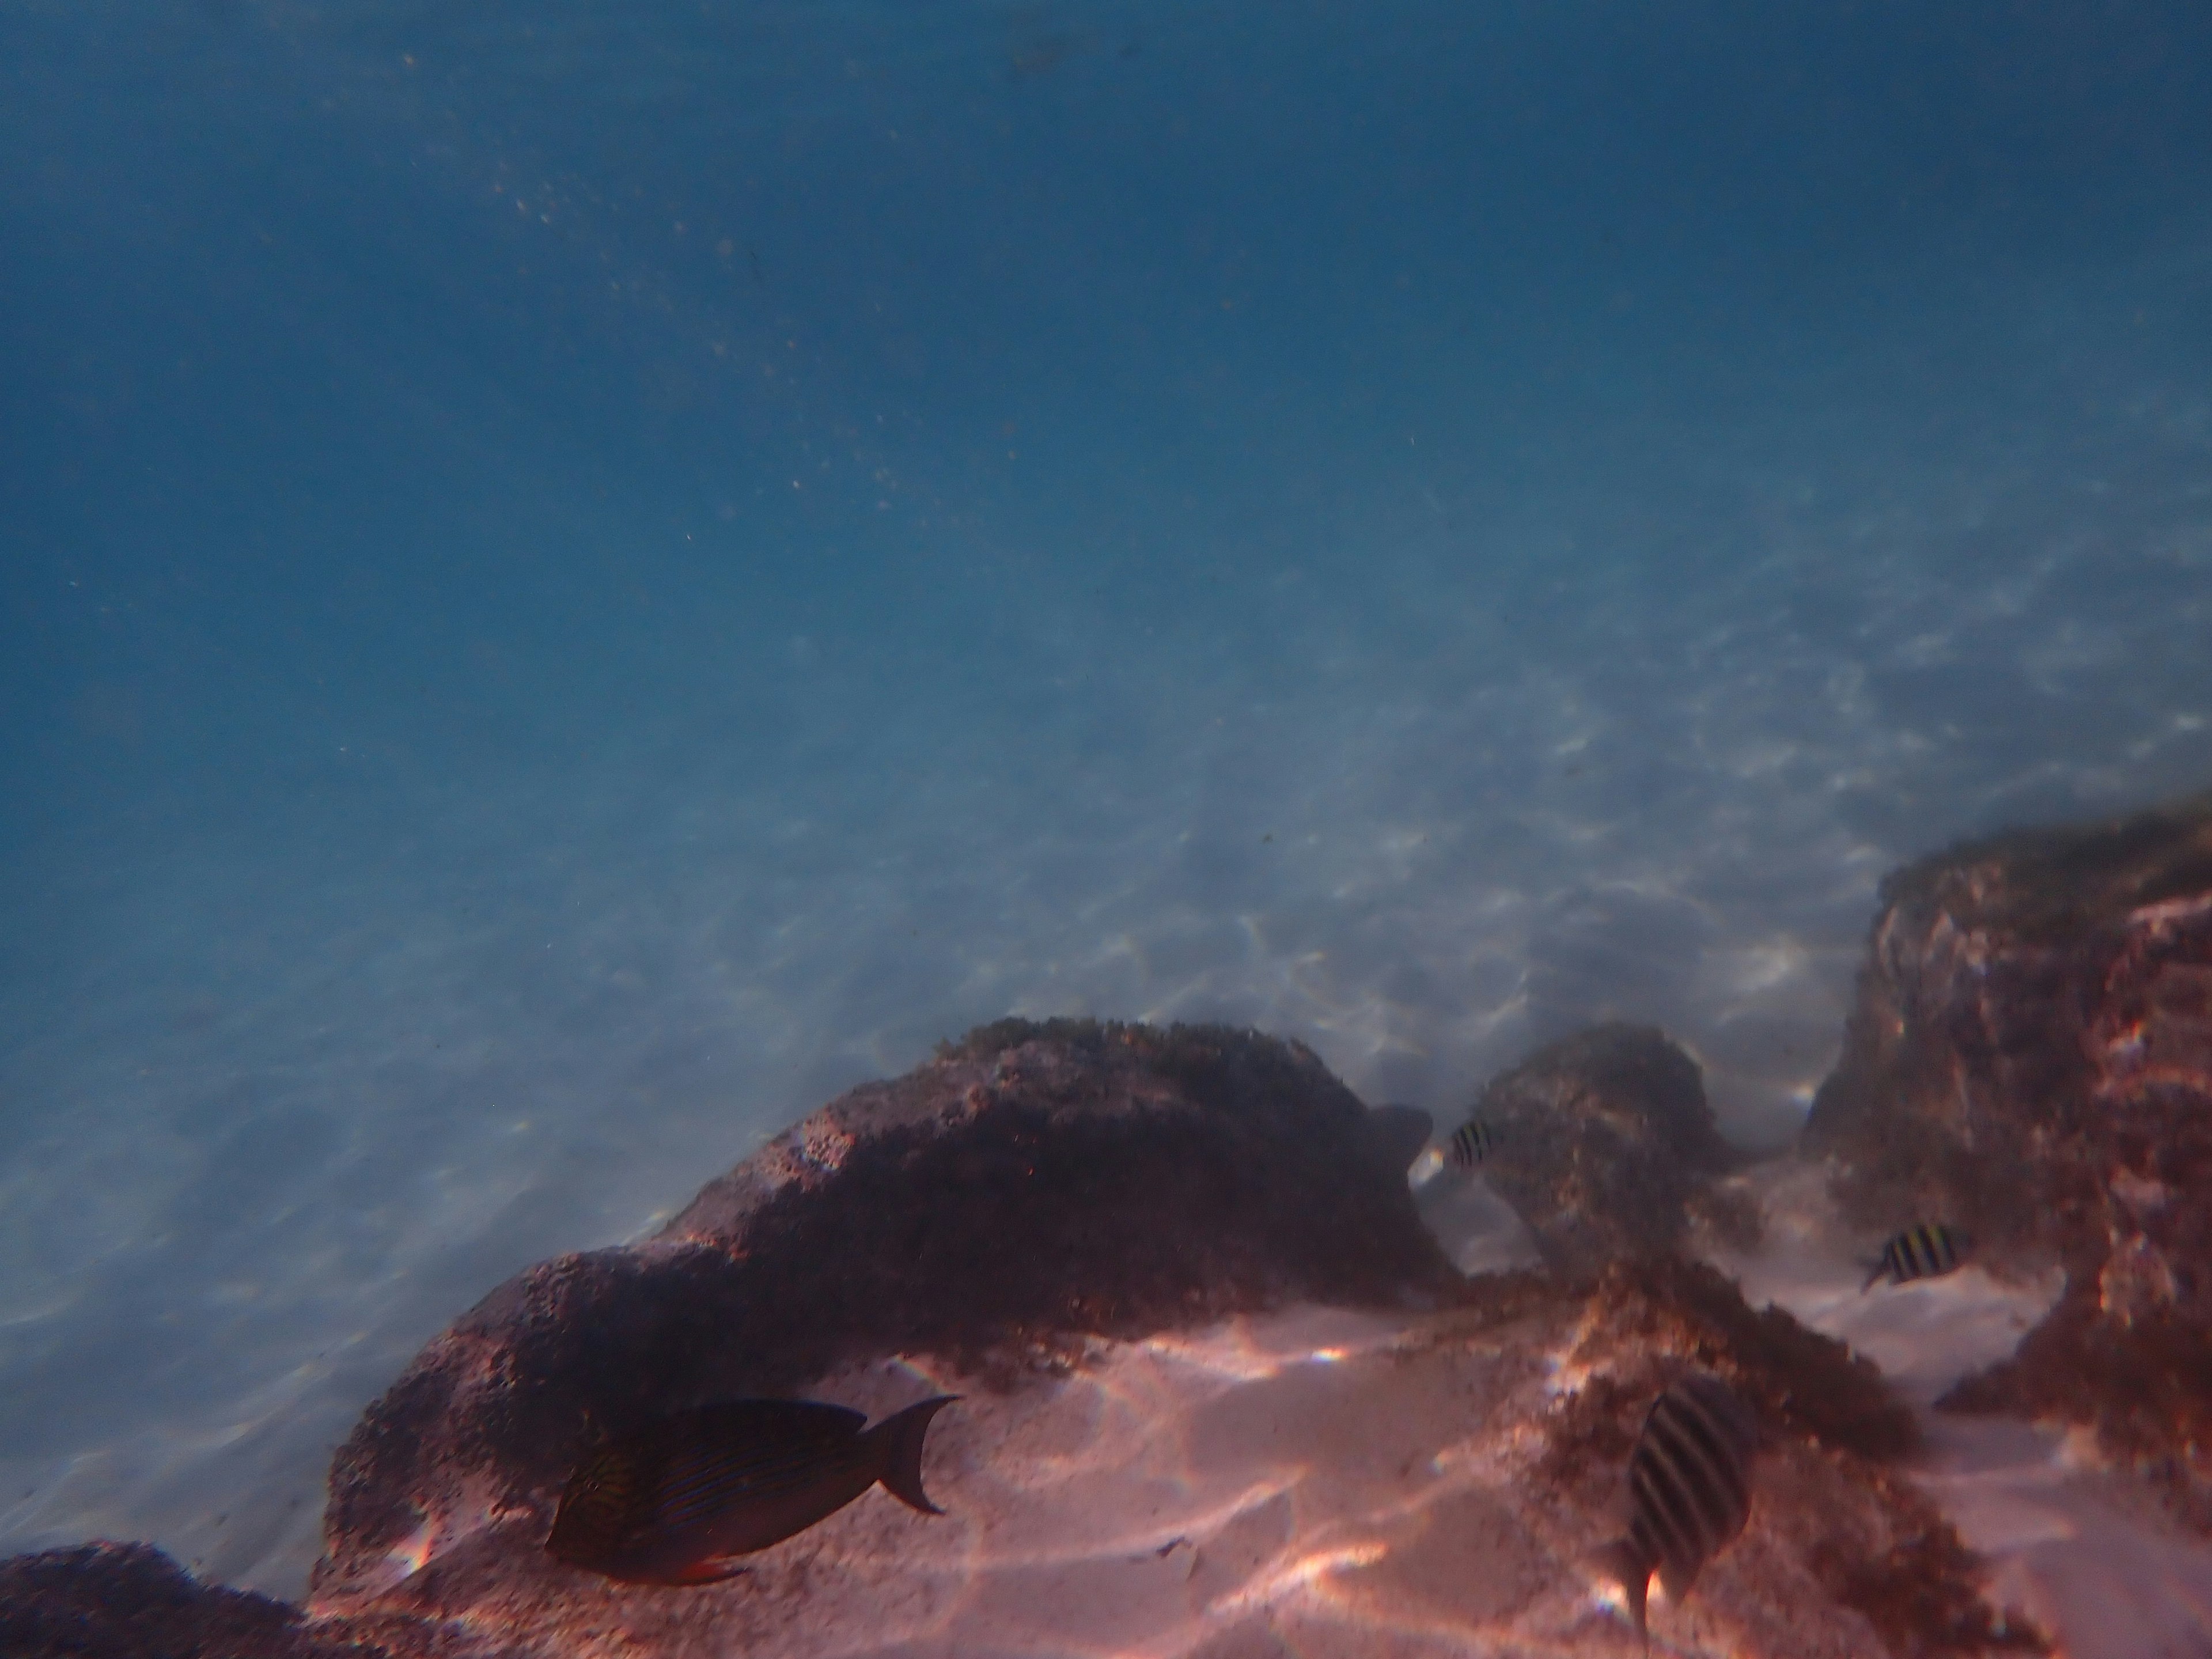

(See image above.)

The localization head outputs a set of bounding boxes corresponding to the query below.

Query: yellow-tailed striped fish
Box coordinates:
[1597,1369,1758,1652]
[1448,1115,1498,1169]
[1862,1222,1967,1291]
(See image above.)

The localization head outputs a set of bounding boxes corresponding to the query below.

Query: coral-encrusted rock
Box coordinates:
[309,1018,1462,1615]
[1802,790,2212,1526]
[0,1541,426,1659]
[1465,1022,1756,1276]
[1531,1257,2040,1658]
[9,1020,2041,1658]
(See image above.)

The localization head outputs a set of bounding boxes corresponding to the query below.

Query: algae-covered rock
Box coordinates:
[1460,1022,1757,1277]
[0,1541,435,1659]
[310,1018,1463,1616]
[6,1016,2042,1659]
[1530,1256,2036,1658]
[1803,789,2212,1530]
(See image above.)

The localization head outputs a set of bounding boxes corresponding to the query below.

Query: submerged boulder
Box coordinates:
[0,1541,402,1659]
[309,1018,1463,1615]
[1802,790,2212,1527]
[3,1016,2037,1658]
[1533,1256,2036,1658]
[1459,1022,1758,1277]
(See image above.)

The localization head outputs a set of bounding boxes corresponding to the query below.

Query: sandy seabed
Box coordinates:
[339,1156,2212,1659]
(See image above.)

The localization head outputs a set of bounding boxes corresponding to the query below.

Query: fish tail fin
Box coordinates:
[872,1395,958,1516]
[1658,1556,1700,1608]
[1593,1537,1652,1650]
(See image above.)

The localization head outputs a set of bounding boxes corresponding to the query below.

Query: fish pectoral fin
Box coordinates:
[671,1559,752,1586]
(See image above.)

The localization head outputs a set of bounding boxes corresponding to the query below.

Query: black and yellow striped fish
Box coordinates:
[547,1396,956,1585]
[1447,1115,1498,1169]
[1862,1222,1968,1291]
[1599,1369,1759,1651]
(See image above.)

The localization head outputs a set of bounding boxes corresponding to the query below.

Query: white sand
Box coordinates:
[385,1302,1823,1658]
[331,1162,2208,1659]
[358,1239,2210,1659]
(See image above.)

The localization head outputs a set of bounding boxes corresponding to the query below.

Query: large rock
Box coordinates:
[1533,1257,2034,1658]
[3,1016,2041,1658]
[1457,1022,1759,1276]
[0,1542,403,1659]
[1802,790,2212,1527]
[309,1018,1463,1615]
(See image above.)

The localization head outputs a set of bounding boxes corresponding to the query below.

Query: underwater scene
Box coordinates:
[4,1,2212,1653]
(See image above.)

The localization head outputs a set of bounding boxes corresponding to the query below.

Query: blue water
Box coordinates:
[3,0,2210,1599]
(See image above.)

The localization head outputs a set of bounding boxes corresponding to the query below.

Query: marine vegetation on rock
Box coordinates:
[1803,789,2212,1531]
[1463,1021,1763,1275]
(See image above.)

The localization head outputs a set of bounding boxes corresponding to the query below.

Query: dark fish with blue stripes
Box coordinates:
[546,1395,957,1585]
[1862,1222,1968,1291]
[1599,1369,1758,1651]
[1448,1115,1498,1169]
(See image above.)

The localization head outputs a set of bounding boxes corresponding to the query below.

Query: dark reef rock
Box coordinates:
[1941,1296,2212,1532]
[1803,790,2212,1527]
[5,1016,2032,1657]
[1463,1022,1757,1276]
[1534,1257,2041,1658]
[0,1540,446,1659]
[1565,1255,1920,1464]
[311,1018,1462,1613]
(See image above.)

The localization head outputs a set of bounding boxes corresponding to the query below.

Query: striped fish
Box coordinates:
[1448,1115,1498,1169]
[1599,1369,1759,1650]
[1862,1222,1967,1291]
[547,1396,956,1585]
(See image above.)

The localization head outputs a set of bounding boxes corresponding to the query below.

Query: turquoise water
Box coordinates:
[3,0,2210,1603]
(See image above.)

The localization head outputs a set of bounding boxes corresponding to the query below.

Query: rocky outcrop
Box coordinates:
[1802,790,2212,1528]
[1459,1022,1759,1276]
[309,1018,1463,1616]
[0,1541,434,1659]
[1533,1256,2039,1658]
[4,1017,2039,1657]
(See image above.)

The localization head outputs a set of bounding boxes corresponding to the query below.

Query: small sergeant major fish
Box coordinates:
[1862,1222,1968,1291]
[1598,1369,1758,1652]
[547,1395,956,1585]
[1448,1115,1498,1169]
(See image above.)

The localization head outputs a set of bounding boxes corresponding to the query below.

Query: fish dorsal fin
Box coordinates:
[669,1557,752,1585]
[687,1400,869,1439]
